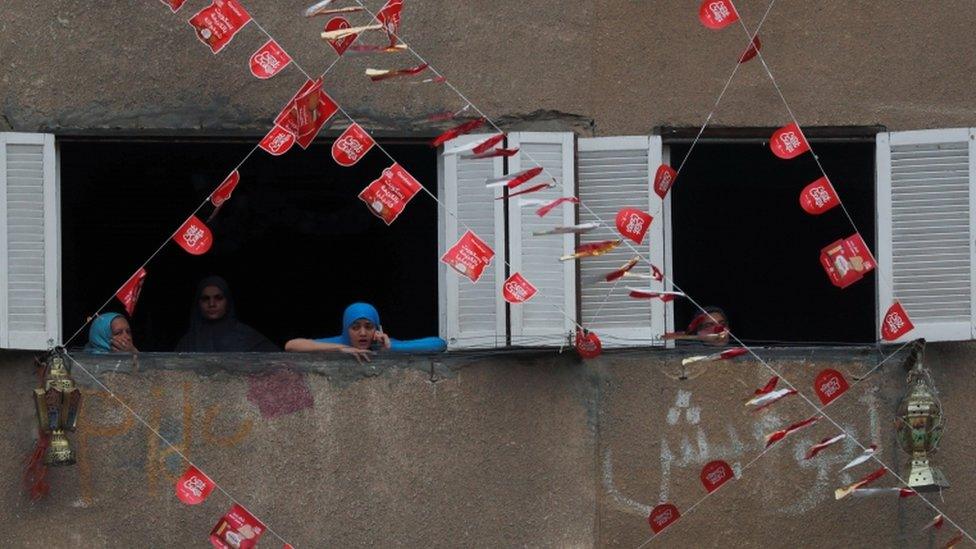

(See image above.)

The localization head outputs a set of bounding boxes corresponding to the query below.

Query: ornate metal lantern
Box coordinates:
[32,351,82,466]
[895,339,948,491]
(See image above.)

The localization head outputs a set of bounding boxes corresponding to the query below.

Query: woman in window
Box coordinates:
[285,302,446,362]
[175,276,278,352]
[84,312,138,353]
[685,306,730,346]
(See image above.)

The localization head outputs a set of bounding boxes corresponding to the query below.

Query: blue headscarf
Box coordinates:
[314,302,446,352]
[339,302,381,345]
[84,312,121,353]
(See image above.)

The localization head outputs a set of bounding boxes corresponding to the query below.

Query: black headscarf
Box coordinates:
[174,276,279,352]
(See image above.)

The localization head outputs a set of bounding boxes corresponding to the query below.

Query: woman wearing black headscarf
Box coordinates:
[174,276,279,352]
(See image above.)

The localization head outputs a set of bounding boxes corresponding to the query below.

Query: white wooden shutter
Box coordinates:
[438,134,507,348]
[507,132,576,345]
[578,136,665,347]
[877,128,976,341]
[0,133,60,350]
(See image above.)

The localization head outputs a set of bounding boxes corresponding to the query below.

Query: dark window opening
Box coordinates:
[670,134,876,344]
[60,138,438,351]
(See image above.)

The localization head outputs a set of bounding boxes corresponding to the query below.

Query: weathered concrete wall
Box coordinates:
[1,1,974,136]
[1,343,974,547]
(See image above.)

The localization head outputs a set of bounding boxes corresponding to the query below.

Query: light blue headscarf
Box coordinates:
[84,313,121,353]
[314,302,446,352]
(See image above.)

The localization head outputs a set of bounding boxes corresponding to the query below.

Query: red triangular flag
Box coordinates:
[881,302,914,341]
[173,216,213,255]
[116,268,147,317]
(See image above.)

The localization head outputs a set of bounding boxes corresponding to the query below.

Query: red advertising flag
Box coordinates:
[275,78,339,149]
[575,329,602,359]
[755,376,779,395]
[431,118,488,148]
[648,503,680,534]
[805,434,846,459]
[249,39,292,79]
[615,208,653,244]
[210,503,266,548]
[502,272,537,304]
[160,0,187,12]
[358,163,423,225]
[324,17,357,55]
[486,167,545,189]
[700,460,734,493]
[765,416,820,448]
[332,123,376,167]
[881,302,914,341]
[814,368,849,406]
[116,268,147,317]
[376,0,403,46]
[820,233,876,289]
[173,216,213,255]
[210,170,240,207]
[259,125,296,156]
[770,122,810,159]
[535,196,578,217]
[188,0,252,54]
[800,176,839,215]
[699,0,739,29]
[175,465,215,505]
[738,35,761,63]
[367,62,430,81]
[441,230,495,283]
[502,182,555,199]
[653,164,677,199]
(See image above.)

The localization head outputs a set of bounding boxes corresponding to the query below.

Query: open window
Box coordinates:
[877,128,976,342]
[59,137,438,351]
[0,132,61,350]
[667,129,877,344]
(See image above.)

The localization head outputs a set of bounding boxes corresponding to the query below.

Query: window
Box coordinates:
[668,132,877,344]
[6,127,975,352]
[57,137,437,351]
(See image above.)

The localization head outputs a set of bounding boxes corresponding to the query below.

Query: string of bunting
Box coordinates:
[319,8,973,545]
[51,0,960,546]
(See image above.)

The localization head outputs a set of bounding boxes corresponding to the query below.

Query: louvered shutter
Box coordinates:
[438,134,507,348]
[578,136,666,347]
[507,132,576,345]
[876,128,976,341]
[1,133,60,350]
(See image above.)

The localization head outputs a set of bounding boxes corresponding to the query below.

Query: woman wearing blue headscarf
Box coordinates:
[285,302,446,362]
[84,312,138,353]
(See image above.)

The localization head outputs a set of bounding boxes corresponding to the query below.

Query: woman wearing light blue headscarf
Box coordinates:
[285,302,446,362]
[84,312,138,354]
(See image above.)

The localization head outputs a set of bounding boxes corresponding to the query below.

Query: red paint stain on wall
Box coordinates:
[246,368,314,418]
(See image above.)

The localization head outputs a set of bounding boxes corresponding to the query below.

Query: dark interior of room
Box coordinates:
[60,138,438,351]
[670,138,876,344]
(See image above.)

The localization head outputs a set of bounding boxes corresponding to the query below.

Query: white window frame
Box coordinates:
[507,131,577,345]
[876,127,976,342]
[438,133,507,348]
[1,132,61,350]
[577,135,667,347]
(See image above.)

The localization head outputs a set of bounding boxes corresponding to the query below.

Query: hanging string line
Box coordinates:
[61,350,295,548]
[729,12,898,303]
[335,1,974,544]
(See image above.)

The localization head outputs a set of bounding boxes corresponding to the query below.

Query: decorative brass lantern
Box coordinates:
[32,351,82,466]
[895,339,948,491]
